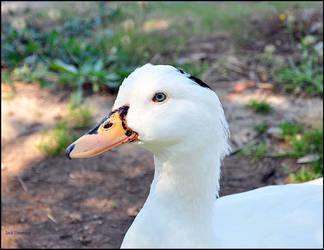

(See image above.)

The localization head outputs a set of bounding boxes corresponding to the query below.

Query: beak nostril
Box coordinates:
[104,122,113,129]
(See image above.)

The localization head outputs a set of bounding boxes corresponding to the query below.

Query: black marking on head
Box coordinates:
[176,67,212,90]
[65,143,75,160]
[188,75,212,90]
[177,68,185,74]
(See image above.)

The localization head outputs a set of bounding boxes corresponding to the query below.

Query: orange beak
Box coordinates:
[66,105,138,159]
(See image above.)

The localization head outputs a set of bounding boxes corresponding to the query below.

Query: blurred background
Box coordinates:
[1,1,323,248]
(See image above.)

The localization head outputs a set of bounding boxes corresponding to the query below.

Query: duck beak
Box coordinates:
[66,105,138,159]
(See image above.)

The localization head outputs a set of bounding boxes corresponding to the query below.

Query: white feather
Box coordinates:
[111,64,323,248]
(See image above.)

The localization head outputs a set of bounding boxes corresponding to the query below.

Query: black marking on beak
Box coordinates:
[66,143,76,159]
[87,105,130,135]
[118,106,129,130]
[118,105,129,120]
[87,116,109,135]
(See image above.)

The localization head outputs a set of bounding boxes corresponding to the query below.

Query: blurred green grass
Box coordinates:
[246,99,273,114]
[2,1,322,104]
[37,103,94,157]
[279,122,323,183]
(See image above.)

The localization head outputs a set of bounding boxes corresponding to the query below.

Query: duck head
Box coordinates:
[66,64,230,159]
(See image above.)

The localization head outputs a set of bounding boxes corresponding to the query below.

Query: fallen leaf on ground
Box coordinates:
[233,80,256,93]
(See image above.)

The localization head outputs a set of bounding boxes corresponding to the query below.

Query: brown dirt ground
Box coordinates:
[2,35,323,248]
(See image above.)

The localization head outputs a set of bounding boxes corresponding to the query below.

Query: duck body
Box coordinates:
[121,152,323,248]
[66,64,323,248]
[213,178,323,248]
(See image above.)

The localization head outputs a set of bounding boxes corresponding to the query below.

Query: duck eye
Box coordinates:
[152,92,167,103]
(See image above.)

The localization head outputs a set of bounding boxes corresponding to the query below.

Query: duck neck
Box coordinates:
[148,145,222,214]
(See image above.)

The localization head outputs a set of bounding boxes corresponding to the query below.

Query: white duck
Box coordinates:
[66,64,323,248]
